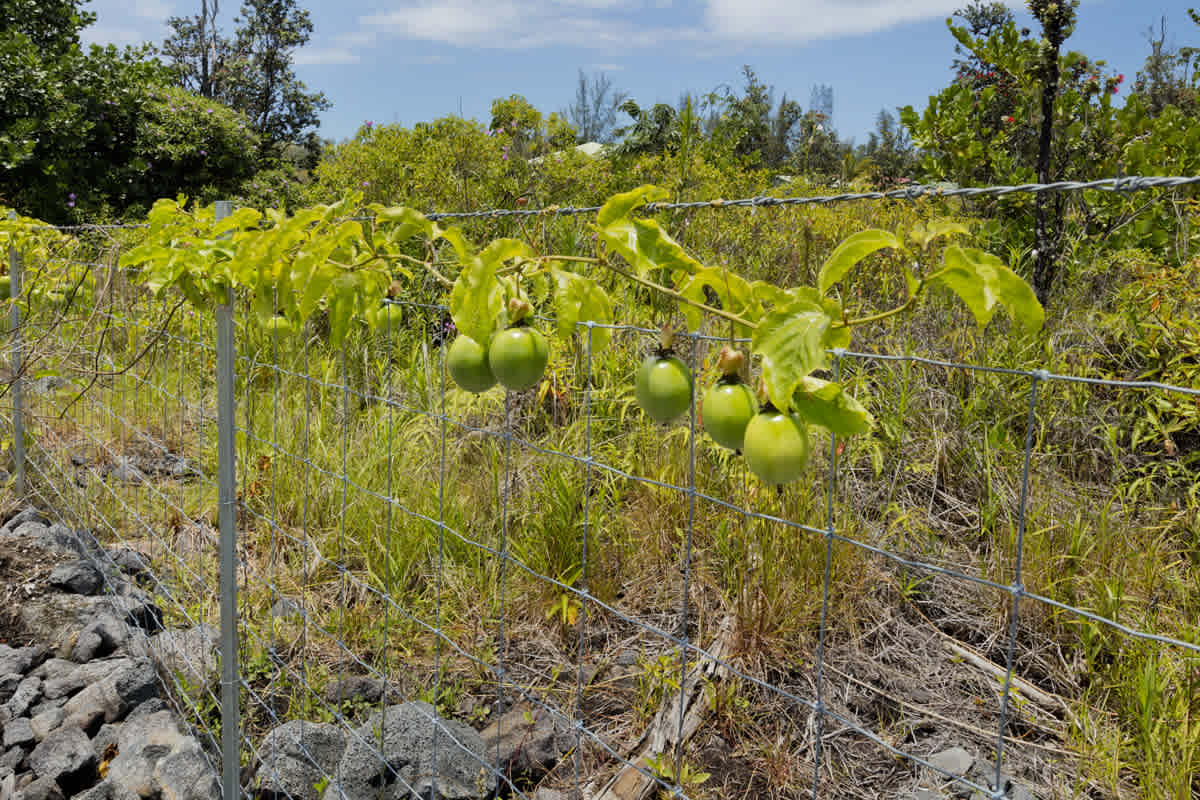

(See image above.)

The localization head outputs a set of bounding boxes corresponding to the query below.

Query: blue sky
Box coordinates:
[82,0,1199,147]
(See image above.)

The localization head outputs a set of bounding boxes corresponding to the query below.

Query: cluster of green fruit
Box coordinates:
[446,321,811,486]
[634,340,811,486]
[446,324,549,394]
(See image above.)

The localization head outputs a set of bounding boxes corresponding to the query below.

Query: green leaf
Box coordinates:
[752,309,831,412]
[212,207,262,236]
[479,238,533,268]
[551,268,614,350]
[326,273,360,346]
[909,219,970,249]
[677,267,759,333]
[449,252,502,346]
[597,184,669,228]
[372,205,436,243]
[438,226,475,262]
[935,246,1045,334]
[597,217,702,280]
[819,229,901,296]
[791,376,874,436]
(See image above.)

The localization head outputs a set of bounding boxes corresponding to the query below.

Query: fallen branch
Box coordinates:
[595,615,736,800]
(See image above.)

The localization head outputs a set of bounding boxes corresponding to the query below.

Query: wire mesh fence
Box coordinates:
[3,181,1200,800]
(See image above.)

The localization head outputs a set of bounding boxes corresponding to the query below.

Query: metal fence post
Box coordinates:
[214,200,240,799]
[7,211,24,498]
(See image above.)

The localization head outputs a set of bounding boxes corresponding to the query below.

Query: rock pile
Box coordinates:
[1,506,577,800]
[0,507,218,800]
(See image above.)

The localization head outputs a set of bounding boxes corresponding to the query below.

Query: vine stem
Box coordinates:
[592,257,757,331]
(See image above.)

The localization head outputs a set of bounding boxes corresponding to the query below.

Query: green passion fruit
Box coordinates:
[743,409,811,485]
[447,335,497,393]
[701,381,759,451]
[489,326,549,391]
[378,303,405,330]
[635,354,693,424]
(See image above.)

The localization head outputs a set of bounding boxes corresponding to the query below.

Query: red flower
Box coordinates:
[1003,115,1014,124]
[1117,74,1125,83]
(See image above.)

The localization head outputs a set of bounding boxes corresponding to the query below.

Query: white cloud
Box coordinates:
[361,0,696,50]
[294,47,362,65]
[80,0,176,47]
[356,0,993,53]
[704,0,974,42]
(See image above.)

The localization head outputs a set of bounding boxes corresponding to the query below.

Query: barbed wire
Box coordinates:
[21,173,1200,233]
[422,174,1200,220]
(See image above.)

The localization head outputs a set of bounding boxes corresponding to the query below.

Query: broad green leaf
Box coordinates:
[909,219,970,249]
[449,250,502,346]
[752,281,795,308]
[551,268,614,350]
[935,246,1044,334]
[597,217,702,280]
[119,243,171,271]
[677,267,759,333]
[212,207,262,236]
[596,184,669,228]
[480,238,533,268]
[818,229,901,296]
[791,376,874,436]
[438,226,475,263]
[298,261,339,321]
[752,309,831,412]
[774,288,850,355]
[326,273,360,346]
[372,205,436,243]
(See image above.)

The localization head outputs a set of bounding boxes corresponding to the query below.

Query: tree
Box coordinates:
[1028,0,1078,304]
[163,0,329,160]
[0,0,94,53]
[1130,16,1200,117]
[863,109,914,185]
[809,84,833,125]
[162,0,226,99]
[706,66,806,168]
[566,70,627,143]
[613,100,679,157]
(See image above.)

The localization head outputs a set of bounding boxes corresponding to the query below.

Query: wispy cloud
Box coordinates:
[294,47,362,65]
[361,0,698,50]
[704,0,974,42]
[80,0,175,47]
[356,0,993,53]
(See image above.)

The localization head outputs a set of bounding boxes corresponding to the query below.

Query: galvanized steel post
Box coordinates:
[214,200,240,798]
[7,210,24,498]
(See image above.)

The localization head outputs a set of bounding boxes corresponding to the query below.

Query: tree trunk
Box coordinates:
[1031,47,1061,305]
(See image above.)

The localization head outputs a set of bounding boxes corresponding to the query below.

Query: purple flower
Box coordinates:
[362,180,370,187]
[67,201,75,208]
[365,120,373,128]
[207,108,214,114]
[69,193,76,200]
[502,153,508,160]
[200,149,207,155]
